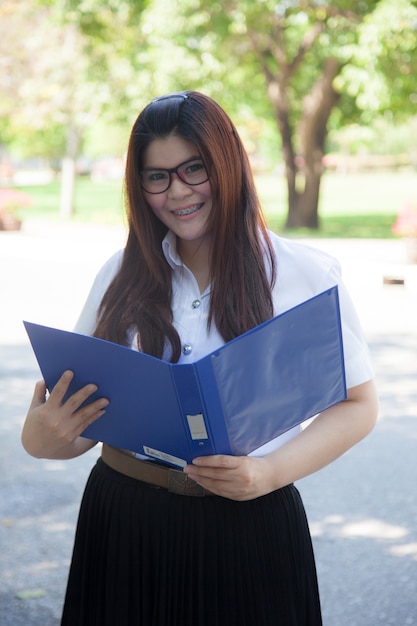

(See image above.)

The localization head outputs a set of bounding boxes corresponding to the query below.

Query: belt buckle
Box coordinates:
[168,468,207,497]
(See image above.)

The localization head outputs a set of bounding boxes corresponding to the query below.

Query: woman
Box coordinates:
[22,91,378,625]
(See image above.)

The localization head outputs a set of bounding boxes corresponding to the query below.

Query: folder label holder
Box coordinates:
[143,446,187,468]
[187,413,209,441]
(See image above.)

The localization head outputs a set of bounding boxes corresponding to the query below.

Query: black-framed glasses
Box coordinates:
[140,158,209,194]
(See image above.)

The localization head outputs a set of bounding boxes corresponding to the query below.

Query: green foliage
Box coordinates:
[2,0,417,218]
[40,0,150,36]
[328,116,417,158]
[1,0,151,162]
[173,1,381,113]
[6,125,67,161]
[335,0,417,121]
[83,118,130,158]
[167,0,417,144]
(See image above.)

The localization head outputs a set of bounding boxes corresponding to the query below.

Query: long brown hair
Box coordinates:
[94,91,276,362]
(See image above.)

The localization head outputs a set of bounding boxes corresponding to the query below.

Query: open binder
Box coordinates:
[24,286,346,468]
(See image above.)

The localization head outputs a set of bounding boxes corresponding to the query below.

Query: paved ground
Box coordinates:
[1,220,416,625]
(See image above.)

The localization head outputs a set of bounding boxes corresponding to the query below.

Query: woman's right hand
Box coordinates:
[21,370,109,460]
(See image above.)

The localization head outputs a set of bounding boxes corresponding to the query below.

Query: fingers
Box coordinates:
[184,455,269,501]
[64,382,100,414]
[191,455,238,468]
[48,370,104,414]
[48,370,76,406]
[30,380,48,408]
[71,396,109,434]
[188,455,240,478]
[37,370,109,433]
[23,374,108,459]
[185,455,243,490]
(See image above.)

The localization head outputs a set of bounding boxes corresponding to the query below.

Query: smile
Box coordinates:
[172,203,203,216]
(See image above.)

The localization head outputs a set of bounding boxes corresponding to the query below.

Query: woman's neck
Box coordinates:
[177,237,211,294]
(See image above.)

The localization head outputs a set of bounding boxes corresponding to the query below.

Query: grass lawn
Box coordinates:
[17,178,126,225]
[17,169,416,238]
[257,170,416,238]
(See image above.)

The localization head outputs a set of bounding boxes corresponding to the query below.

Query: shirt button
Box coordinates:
[191,299,201,309]
[182,344,192,356]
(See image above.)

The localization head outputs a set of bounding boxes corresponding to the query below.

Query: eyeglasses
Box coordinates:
[140,158,209,194]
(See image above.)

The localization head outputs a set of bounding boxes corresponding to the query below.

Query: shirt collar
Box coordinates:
[162,230,183,269]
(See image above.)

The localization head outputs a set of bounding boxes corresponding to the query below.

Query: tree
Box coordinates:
[166,0,417,229]
[41,0,154,216]
[2,0,416,225]
[337,0,417,121]
[0,0,148,216]
[0,2,103,215]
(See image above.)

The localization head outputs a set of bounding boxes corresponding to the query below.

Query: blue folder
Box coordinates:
[24,286,346,468]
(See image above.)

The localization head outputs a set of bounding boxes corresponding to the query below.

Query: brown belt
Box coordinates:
[101,443,214,497]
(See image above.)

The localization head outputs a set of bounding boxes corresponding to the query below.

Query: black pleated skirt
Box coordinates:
[61,458,322,626]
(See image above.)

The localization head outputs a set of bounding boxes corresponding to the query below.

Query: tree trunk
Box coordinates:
[59,124,82,219]
[286,169,322,228]
[266,79,299,218]
[284,57,341,229]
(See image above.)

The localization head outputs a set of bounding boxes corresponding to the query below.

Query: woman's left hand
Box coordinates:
[184,380,378,501]
[184,455,277,501]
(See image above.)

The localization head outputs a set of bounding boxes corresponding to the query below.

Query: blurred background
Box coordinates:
[0,0,416,238]
[1,1,417,624]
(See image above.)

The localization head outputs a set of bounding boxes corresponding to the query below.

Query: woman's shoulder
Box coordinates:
[267,230,339,274]
[93,249,125,289]
[98,248,125,274]
[74,249,125,335]
[84,248,125,307]
[266,231,342,312]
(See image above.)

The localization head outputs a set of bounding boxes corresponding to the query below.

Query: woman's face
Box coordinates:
[142,134,213,250]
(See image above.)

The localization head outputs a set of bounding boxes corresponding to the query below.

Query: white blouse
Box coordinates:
[75,230,374,457]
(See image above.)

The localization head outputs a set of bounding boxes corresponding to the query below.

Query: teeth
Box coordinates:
[173,204,201,216]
